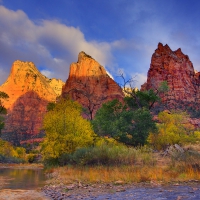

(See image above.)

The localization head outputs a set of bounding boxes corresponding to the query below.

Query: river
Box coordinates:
[0,168,46,190]
[1,167,200,200]
[0,166,50,200]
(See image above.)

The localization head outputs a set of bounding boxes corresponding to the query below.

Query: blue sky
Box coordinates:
[0,0,200,88]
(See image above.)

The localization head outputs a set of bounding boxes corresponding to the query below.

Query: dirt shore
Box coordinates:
[0,189,50,200]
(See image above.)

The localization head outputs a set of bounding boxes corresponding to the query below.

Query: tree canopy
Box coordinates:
[41,99,96,161]
[92,99,156,146]
[0,91,9,114]
[148,111,200,150]
[0,91,9,136]
[124,81,169,110]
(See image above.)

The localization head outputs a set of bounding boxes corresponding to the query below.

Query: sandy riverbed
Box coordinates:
[0,189,50,200]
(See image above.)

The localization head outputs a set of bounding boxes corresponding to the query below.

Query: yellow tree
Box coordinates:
[148,111,196,150]
[41,98,96,160]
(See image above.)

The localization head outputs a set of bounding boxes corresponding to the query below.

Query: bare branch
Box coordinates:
[118,72,142,108]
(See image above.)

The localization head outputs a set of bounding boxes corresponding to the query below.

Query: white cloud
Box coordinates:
[131,73,147,89]
[0,5,114,84]
[41,69,53,78]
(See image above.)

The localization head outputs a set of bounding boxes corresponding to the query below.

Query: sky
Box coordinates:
[1,0,200,88]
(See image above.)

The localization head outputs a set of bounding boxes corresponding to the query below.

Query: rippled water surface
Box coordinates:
[0,168,46,189]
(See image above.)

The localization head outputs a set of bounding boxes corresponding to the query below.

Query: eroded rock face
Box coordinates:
[0,60,64,144]
[62,51,124,119]
[142,43,200,110]
[0,60,63,109]
[2,91,48,145]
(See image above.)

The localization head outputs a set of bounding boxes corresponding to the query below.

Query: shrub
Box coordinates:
[148,111,199,150]
[57,143,155,167]
[170,149,200,173]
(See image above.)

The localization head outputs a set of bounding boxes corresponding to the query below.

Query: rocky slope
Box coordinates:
[0,60,64,109]
[142,43,200,112]
[62,51,124,119]
[0,60,64,144]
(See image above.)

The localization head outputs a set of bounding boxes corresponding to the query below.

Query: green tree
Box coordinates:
[124,81,169,110]
[92,99,156,146]
[0,91,9,113]
[41,99,96,161]
[0,91,9,136]
[47,102,56,111]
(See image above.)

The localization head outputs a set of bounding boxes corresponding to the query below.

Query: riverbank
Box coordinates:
[0,164,49,200]
[41,147,200,199]
[0,189,50,200]
[42,179,200,199]
[0,162,200,199]
[0,163,44,169]
[1,144,200,200]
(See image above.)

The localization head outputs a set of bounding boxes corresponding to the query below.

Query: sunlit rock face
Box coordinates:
[62,51,124,119]
[0,60,64,109]
[0,60,64,144]
[142,43,200,111]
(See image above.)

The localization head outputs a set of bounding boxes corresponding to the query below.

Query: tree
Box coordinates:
[148,111,197,150]
[47,102,56,111]
[119,72,169,110]
[41,98,96,161]
[0,91,9,113]
[92,99,156,146]
[0,138,26,158]
[0,91,9,136]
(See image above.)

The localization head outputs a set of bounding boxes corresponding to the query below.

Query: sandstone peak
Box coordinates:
[0,60,64,144]
[0,60,59,108]
[78,51,93,63]
[9,60,38,80]
[62,52,124,119]
[48,78,65,96]
[156,43,171,53]
[69,52,107,78]
[142,43,200,111]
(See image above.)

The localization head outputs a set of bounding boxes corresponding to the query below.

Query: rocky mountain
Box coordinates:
[0,60,64,144]
[0,60,64,109]
[62,51,124,119]
[142,43,200,113]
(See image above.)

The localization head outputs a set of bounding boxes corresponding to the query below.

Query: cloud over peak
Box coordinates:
[0,5,114,84]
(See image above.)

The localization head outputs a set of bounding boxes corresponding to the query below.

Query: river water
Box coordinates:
[0,168,46,190]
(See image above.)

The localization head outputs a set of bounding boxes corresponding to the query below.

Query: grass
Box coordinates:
[46,164,200,185]
[45,144,200,185]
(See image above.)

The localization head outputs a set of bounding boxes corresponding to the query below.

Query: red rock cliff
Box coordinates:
[142,43,200,110]
[0,60,64,144]
[62,51,124,119]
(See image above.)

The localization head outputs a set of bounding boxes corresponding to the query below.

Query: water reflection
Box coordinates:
[0,168,46,189]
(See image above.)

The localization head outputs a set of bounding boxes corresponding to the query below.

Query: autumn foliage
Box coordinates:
[41,99,96,161]
[148,111,200,150]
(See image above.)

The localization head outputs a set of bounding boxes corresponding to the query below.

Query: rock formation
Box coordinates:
[1,91,48,145]
[142,43,200,111]
[0,60,64,144]
[62,51,124,119]
[0,60,64,109]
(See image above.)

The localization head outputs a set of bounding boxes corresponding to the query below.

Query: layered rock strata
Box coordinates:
[62,51,124,119]
[142,43,200,110]
[0,60,64,143]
